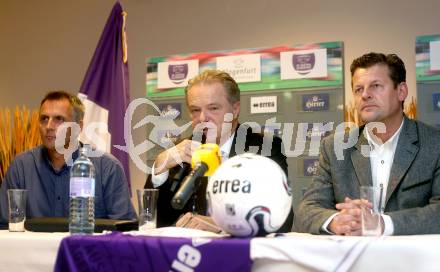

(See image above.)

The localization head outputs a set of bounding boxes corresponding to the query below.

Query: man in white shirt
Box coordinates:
[294,52,440,235]
[145,70,289,228]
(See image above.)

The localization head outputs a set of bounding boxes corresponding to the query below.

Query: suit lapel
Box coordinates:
[351,127,373,187]
[228,124,255,159]
[386,118,419,204]
[228,126,239,158]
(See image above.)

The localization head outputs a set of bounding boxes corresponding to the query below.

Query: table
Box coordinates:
[1,230,440,272]
[0,231,68,271]
[252,233,440,272]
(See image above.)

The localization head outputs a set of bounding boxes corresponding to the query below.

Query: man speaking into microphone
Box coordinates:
[145,70,290,230]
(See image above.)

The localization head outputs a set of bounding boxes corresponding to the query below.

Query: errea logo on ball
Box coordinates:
[211,179,251,194]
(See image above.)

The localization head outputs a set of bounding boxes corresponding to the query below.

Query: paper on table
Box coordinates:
[125,227,228,238]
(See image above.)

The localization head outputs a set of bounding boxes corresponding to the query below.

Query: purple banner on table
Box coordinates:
[54,232,252,272]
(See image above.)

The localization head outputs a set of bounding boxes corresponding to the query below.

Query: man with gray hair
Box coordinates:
[0,91,136,227]
[146,69,291,230]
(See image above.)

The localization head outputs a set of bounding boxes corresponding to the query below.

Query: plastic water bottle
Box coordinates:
[69,145,95,234]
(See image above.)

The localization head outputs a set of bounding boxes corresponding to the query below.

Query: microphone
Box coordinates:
[170,133,206,192]
[171,143,220,210]
[170,163,190,192]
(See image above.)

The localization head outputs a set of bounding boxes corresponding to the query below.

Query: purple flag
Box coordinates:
[79,2,131,188]
[54,232,252,272]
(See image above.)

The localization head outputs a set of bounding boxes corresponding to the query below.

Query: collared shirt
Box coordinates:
[365,119,404,212]
[364,119,404,235]
[151,133,236,188]
[219,132,234,162]
[322,119,404,235]
[0,145,136,225]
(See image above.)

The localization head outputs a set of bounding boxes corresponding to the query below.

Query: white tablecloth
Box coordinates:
[1,230,440,272]
[0,231,68,272]
[252,233,440,272]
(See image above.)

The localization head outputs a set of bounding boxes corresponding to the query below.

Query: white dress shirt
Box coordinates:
[322,119,404,235]
[364,119,404,235]
[151,133,235,188]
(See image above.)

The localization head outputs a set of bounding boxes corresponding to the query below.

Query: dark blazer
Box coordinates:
[294,117,440,235]
[145,125,291,230]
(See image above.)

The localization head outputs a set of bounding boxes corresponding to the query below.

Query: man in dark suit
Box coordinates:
[295,52,440,235]
[145,69,290,230]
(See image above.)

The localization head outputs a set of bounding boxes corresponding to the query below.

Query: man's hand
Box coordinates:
[175,212,223,233]
[329,197,371,236]
[154,140,201,174]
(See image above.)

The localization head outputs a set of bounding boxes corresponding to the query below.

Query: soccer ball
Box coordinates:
[206,153,292,237]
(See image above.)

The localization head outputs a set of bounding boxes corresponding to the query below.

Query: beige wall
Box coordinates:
[1,0,440,202]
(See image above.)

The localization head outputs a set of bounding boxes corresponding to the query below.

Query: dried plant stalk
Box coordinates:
[404,97,417,119]
[344,102,364,126]
[0,107,41,182]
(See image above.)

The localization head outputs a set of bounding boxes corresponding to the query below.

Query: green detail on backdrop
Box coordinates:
[146,42,343,98]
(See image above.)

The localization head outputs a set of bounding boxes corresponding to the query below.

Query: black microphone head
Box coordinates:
[171,173,195,210]
[171,162,209,210]
[170,132,205,192]
[171,162,190,192]
[171,143,218,210]
[171,196,185,210]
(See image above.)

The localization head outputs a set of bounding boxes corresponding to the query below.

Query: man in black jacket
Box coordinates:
[145,69,290,231]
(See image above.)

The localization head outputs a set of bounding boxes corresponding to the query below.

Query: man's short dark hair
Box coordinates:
[350,52,406,88]
[40,91,85,122]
